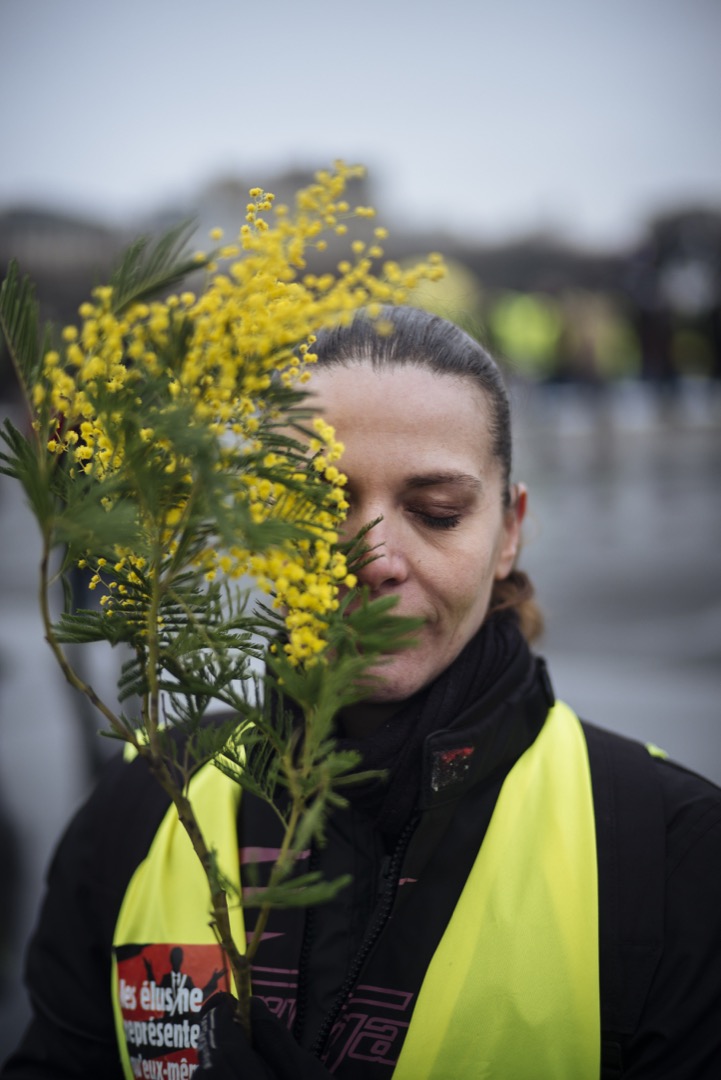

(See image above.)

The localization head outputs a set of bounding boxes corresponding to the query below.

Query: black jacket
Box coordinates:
[3,657,721,1078]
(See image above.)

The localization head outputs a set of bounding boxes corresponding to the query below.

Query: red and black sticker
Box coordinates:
[115,942,229,1078]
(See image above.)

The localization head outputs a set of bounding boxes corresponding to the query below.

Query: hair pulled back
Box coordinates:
[312,306,543,642]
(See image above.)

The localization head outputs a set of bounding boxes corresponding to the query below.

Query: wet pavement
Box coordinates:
[1,380,720,1058]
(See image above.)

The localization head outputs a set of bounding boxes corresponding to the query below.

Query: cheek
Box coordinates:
[431,543,498,620]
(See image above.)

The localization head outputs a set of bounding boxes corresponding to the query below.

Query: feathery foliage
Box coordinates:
[0,162,441,1034]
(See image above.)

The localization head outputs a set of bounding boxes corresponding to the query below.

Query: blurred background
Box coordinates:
[1,0,720,1057]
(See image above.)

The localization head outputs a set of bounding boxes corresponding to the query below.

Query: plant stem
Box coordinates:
[39,529,252,1032]
[39,536,132,741]
[143,547,254,1033]
[145,549,162,754]
[146,753,253,1036]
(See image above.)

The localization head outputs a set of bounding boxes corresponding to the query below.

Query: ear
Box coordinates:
[494,483,527,580]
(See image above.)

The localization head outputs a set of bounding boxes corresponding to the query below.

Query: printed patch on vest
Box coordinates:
[115,942,229,1077]
[430,745,475,792]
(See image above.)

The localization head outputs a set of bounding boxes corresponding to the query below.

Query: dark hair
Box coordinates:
[312,305,543,642]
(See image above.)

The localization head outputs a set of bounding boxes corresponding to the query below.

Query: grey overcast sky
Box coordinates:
[1,0,720,250]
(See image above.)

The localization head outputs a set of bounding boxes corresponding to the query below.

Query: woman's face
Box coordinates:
[308,363,526,702]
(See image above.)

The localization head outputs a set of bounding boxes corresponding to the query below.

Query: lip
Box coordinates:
[342,592,423,623]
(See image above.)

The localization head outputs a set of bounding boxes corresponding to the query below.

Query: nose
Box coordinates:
[354,515,409,594]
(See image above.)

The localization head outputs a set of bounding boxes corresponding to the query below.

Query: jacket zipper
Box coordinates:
[309,815,418,1059]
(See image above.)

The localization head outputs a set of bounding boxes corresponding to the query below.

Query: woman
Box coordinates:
[3,307,720,1079]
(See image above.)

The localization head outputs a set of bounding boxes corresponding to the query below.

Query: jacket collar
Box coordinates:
[421,654,555,810]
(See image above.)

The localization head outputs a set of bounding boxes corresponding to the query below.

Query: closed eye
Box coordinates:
[412,510,462,530]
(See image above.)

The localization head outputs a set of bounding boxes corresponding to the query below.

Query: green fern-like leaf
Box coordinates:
[109,221,208,313]
[241,871,352,909]
[0,418,55,526]
[0,261,52,396]
[53,609,129,647]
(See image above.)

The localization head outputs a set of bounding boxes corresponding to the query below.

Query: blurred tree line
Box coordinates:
[2,170,720,402]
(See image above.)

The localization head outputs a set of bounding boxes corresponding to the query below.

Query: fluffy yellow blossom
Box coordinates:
[36,162,444,661]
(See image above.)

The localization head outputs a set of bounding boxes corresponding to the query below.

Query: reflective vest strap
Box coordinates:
[111,760,244,1078]
[394,701,600,1079]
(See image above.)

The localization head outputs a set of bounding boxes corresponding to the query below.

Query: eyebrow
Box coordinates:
[404,472,484,492]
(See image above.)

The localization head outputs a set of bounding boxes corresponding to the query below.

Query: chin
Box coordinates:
[359,656,438,703]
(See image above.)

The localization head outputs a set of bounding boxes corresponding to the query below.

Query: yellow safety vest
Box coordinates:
[111,701,599,1078]
[111,761,244,1077]
[394,699,599,1079]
